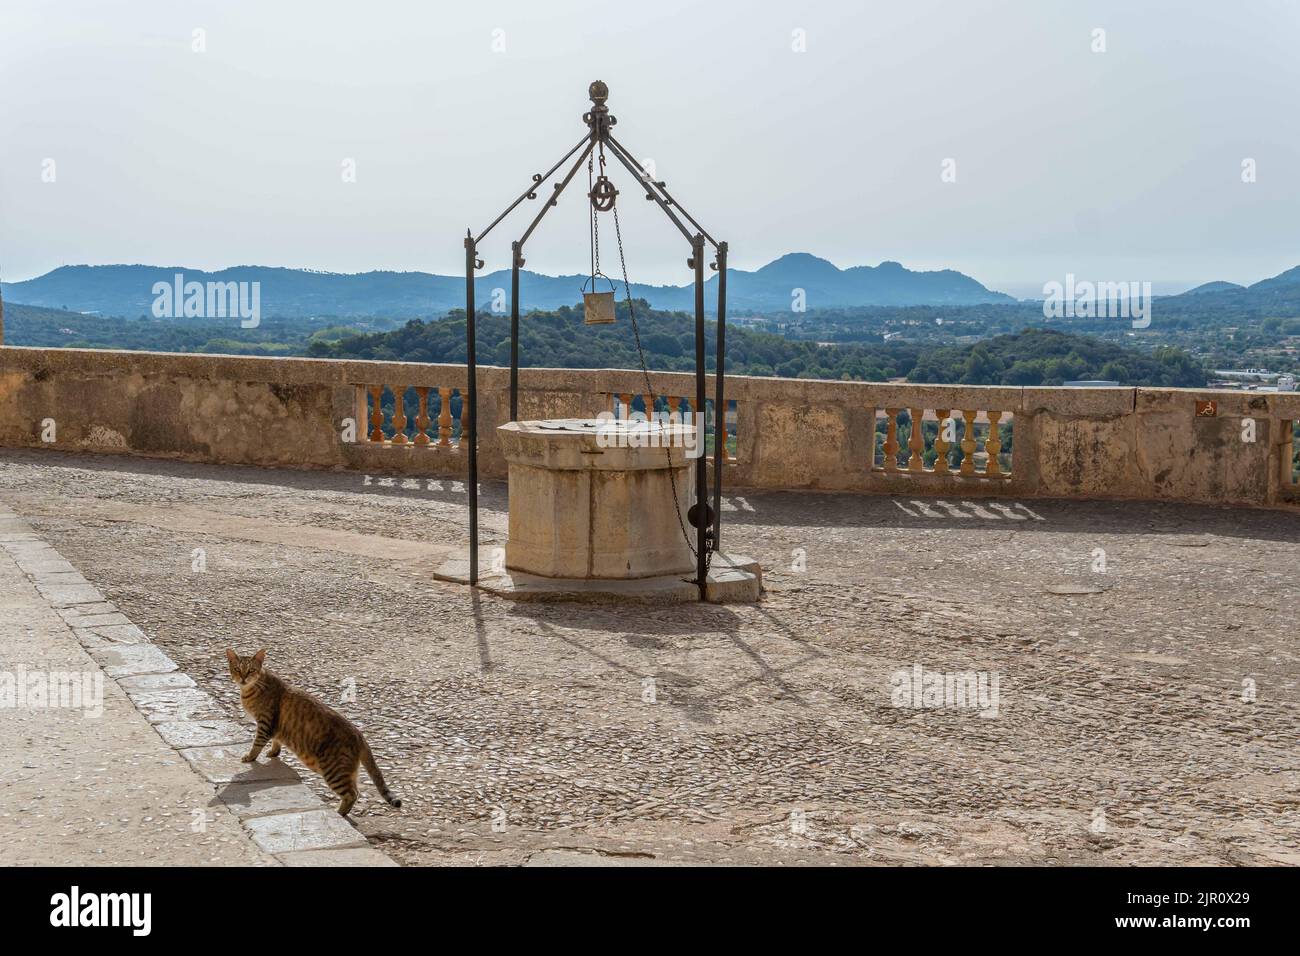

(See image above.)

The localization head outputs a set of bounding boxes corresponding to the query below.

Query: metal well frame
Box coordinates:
[462,80,728,599]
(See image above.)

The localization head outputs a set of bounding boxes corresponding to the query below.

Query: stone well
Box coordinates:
[434,417,761,603]
[497,418,695,579]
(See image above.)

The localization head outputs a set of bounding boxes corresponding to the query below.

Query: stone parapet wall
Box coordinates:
[0,346,1296,507]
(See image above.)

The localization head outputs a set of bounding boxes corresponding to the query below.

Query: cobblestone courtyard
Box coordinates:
[1,448,1296,865]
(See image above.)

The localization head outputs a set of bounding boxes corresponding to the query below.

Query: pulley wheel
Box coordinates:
[590,175,618,212]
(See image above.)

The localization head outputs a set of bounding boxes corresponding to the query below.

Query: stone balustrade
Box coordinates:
[359,384,464,447]
[0,346,1296,508]
[875,405,1014,477]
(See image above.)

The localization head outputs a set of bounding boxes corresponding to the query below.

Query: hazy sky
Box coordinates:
[3,0,1298,295]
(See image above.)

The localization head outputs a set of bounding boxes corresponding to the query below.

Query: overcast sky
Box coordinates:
[2,0,1298,295]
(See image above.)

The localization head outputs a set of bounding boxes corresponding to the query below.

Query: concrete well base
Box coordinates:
[497,418,697,580]
[433,549,762,604]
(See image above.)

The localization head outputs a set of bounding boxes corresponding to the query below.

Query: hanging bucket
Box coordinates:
[582,274,617,325]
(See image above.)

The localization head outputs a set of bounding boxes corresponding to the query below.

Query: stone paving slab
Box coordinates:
[13,556,76,575]
[155,718,248,748]
[72,630,124,651]
[524,849,669,867]
[74,622,149,646]
[244,809,369,854]
[2,538,54,554]
[118,672,196,691]
[36,582,105,607]
[279,847,400,867]
[66,611,134,629]
[74,630,148,654]
[181,744,305,785]
[89,642,179,677]
[56,601,122,622]
[31,570,89,587]
[218,780,324,819]
[703,568,761,603]
[128,687,230,723]
[2,536,55,549]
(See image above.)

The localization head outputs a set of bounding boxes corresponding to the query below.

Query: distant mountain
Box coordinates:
[1159,265,1300,310]
[706,254,1014,309]
[1248,265,1300,292]
[1182,280,1244,295]
[0,256,1014,319]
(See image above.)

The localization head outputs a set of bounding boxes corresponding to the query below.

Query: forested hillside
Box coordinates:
[310,301,1207,387]
[307,300,920,380]
[906,329,1206,387]
[4,298,1208,387]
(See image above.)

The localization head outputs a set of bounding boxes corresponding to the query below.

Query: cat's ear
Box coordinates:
[253,648,267,667]
[225,648,238,667]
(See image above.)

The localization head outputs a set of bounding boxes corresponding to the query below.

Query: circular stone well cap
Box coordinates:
[497,418,697,470]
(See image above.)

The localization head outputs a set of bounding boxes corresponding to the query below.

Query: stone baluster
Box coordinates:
[368,386,384,442]
[390,386,408,444]
[933,408,951,475]
[619,393,633,421]
[960,409,978,475]
[413,387,431,446]
[1283,421,1296,487]
[908,407,925,472]
[353,386,367,443]
[883,409,900,473]
[641,394,655,423]
[459,391,471,449]
[666,396,681,425]
[985,410,1003,476]
[438,388,453,447]
[722,402,734,462]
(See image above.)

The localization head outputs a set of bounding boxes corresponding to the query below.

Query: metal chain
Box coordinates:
[610,202,713,577]
[587,155,601,280]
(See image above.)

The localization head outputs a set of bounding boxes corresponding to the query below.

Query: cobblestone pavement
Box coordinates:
[0,448,1296,866]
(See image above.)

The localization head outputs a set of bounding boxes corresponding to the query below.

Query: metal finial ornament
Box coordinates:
[584,80,616,136]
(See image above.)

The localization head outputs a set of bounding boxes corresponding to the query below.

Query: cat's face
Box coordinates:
[226,648,267,688]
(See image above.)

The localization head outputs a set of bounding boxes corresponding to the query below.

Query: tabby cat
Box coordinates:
[225,648,401,816]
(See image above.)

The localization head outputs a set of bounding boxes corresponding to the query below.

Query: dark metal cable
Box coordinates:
[588,156,596,283]
[610,199,712,577]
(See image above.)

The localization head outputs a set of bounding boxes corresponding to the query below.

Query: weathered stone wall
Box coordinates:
[0,346,1295,507]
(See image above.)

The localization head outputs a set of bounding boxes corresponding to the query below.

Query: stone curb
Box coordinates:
[0,511,399,869]
[434,548,763,604]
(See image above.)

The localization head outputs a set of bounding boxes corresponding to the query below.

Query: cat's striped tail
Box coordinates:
[361,742,401,808]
